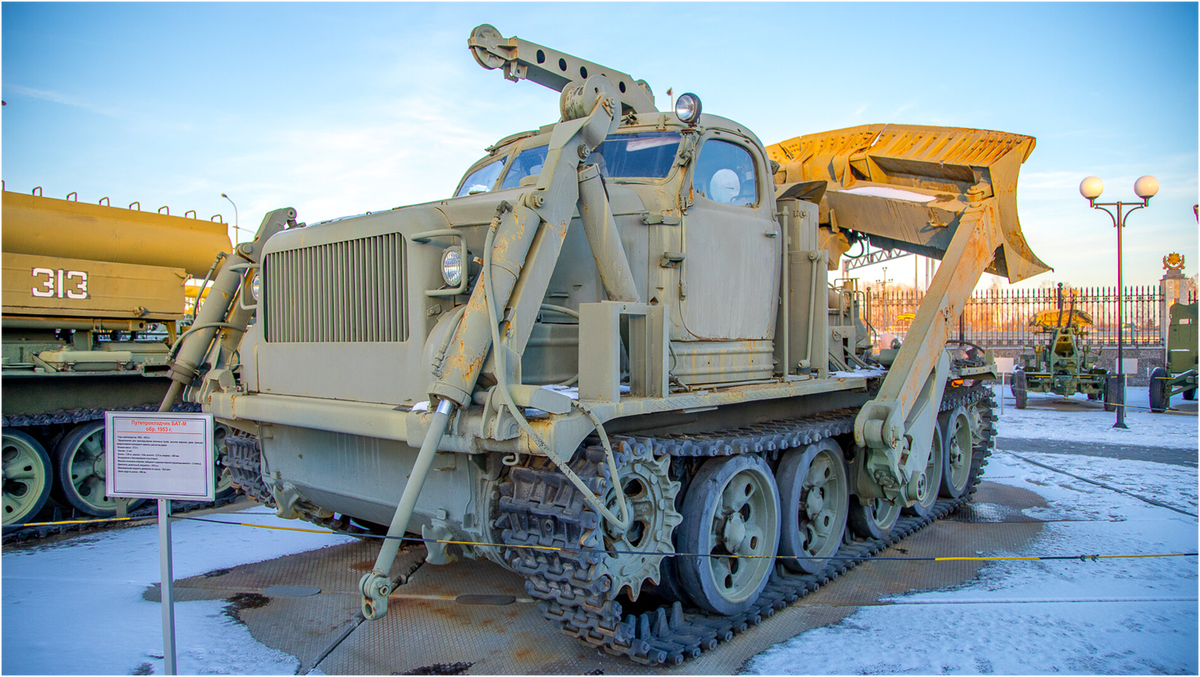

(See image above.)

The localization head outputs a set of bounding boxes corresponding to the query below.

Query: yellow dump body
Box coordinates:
[767,124,1051,284]
[2,189,231,325]
[3,252,187,323]
[2,190,230,278]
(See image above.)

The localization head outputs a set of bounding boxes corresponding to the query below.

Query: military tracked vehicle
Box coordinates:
[1011,286,1109,410]
[1150,301,1198,412]
[160,25,1050,664]
[1,189,233,524]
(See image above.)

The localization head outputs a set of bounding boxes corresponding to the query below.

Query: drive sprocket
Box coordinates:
[598,442,681,602]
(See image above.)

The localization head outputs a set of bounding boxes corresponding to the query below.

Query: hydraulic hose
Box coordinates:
[482,221,630,532]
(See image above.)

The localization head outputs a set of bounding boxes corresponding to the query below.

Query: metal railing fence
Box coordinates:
[867,285,1168,348]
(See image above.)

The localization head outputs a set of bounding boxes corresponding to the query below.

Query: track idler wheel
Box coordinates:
[776,439,849,574]
[677,455,780,616]
[2,431,53,526]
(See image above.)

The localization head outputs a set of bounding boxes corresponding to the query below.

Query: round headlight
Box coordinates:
[441,248,464,287]
[674,92,702,125]
[250,273,261,301]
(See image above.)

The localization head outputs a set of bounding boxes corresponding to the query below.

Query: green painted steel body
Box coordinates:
[1151,302,1198,410]
[1,190,233,523]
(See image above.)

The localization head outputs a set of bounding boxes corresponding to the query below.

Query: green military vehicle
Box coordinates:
[1011,289,1110,410]
[1,189,234,525]
[158,25,1050,664]
[1149,301,1198,412]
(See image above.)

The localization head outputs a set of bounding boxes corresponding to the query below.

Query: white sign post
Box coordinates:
[105,412,214,676]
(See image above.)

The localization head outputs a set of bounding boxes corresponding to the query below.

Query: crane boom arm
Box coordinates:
[468,24,658,115]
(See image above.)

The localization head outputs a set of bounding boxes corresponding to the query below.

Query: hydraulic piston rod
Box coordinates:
[159,208,296,411]
[359,398,455,620]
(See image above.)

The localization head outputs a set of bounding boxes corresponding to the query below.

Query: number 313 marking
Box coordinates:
[31,268,89,299]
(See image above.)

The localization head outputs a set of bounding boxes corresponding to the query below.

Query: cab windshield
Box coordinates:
[592,132,680,179]
[455,131,681,197]
[454,158,505,197]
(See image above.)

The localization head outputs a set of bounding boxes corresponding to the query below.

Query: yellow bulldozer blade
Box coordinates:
[768,124,1052,284]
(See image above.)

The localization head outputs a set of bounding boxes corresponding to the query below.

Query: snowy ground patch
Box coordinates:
[746,448,1199,675]
[2,505,358,675]
[992,382,1198,450]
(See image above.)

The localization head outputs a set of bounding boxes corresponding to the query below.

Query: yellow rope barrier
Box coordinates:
[13,516,139,528]
[170,516,1197,563]
[12,512,1196,562]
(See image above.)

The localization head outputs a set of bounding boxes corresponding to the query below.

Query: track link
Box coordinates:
[2,402,202,429]
[496,384,997,666]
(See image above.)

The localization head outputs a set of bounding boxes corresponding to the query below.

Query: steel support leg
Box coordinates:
[359,399,455,620]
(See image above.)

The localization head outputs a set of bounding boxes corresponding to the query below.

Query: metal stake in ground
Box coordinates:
[159,499,177,675]
[1080,175,1159,429]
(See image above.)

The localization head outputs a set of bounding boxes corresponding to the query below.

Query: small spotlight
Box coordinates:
[674,93,702,126]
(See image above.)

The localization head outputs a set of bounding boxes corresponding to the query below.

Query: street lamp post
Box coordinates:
[220,193,241,244]
[1080,174,1158,429]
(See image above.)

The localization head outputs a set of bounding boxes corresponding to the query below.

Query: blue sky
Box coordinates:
[3,2,1196,288]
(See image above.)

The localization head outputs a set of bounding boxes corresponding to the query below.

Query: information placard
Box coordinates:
[104,412,215,501]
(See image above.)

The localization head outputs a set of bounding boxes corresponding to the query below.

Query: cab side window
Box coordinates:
[500,145,549,190]
[693,139,757,206]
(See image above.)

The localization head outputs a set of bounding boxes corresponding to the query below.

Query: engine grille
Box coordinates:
[263,233,408,343]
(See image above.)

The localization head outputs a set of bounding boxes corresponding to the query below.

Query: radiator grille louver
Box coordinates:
[263,234,408,343]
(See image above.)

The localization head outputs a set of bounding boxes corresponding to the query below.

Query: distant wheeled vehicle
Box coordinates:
[1011,293,1109,410]
[1149,301,1197,412]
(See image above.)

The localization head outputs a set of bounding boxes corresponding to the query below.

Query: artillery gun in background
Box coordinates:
[1149,301,1198,412]
[1010,286,1111,410]
[1,189,233,525]
[159,25,1050,664]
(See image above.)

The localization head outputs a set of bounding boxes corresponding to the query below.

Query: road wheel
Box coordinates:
[902,425,943,518]
[847,493,900,540]
[1149,367,1169,413]
[213,424,236,499]
[1104,374,1120,413]
[1013,370,1028,410]
[54,421,146,517]
[939,406,973,499]
[677,455,780,616]
[2,431,53,526]
[1184,388,1196,401]
[777,439,848,574]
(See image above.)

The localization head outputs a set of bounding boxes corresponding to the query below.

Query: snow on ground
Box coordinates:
[2,505,359,675]
[992,382,1198,450]
[747,447,1199,674]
